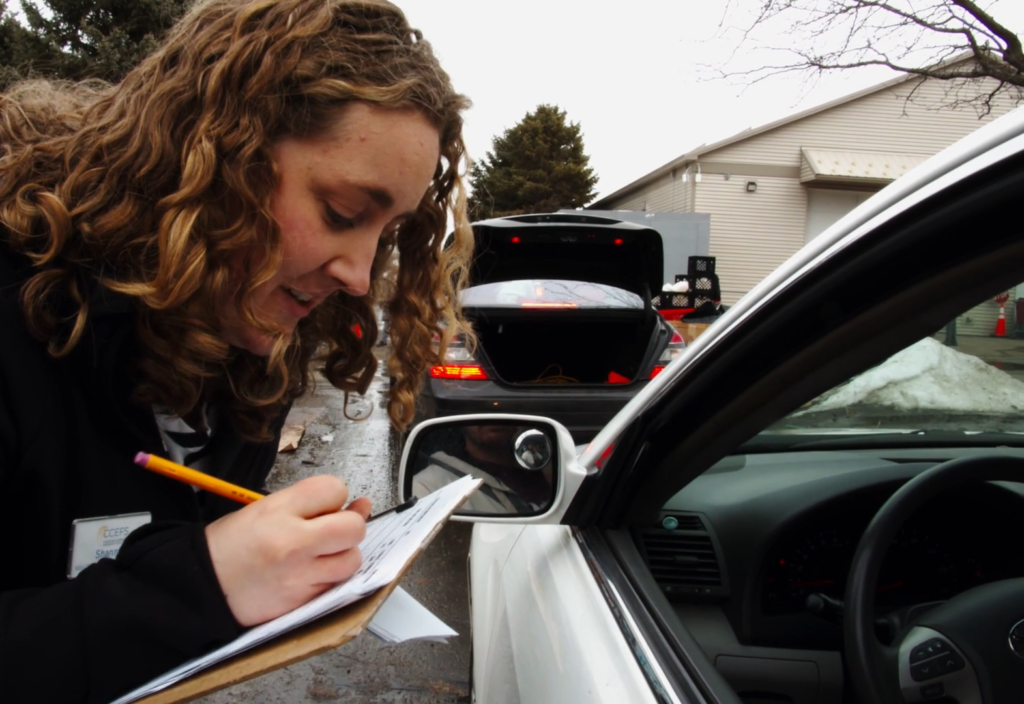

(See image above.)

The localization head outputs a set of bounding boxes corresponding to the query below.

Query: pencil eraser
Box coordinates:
[396,496,418,513]
[134,452,150,467]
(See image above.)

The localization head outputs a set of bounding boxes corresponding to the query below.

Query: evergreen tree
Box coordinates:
[468,104,599,221]
[0,0,188,90]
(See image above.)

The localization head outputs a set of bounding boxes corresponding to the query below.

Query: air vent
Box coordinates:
[664,514,704,531]
[639,514,727,601]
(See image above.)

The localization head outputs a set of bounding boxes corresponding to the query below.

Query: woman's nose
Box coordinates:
[323,230,378,296]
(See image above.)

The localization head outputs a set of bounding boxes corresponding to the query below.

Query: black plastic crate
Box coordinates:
[653,293,690,310]
[687,256,716,277]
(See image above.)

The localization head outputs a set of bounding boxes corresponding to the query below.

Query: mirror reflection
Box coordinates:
[513,429,552,470]
[410,422,557,516]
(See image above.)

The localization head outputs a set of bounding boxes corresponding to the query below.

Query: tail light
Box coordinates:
[429,332,489,380]
[650,330,685,379]
[430,364,489,380]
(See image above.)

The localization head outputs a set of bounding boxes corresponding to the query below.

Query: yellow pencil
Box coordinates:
[134,452,265,504]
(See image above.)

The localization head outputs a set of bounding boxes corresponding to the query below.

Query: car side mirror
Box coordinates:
[399,414,587,523]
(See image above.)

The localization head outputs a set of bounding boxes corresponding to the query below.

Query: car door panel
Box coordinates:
[469,522,526,695]
[471,524,657,703]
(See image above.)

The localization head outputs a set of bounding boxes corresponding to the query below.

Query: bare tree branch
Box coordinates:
[713,0,1023,115]
[953,0,1023,68]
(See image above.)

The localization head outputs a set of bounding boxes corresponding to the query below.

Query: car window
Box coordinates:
[461,279,643,309]
[766,285,1024,436]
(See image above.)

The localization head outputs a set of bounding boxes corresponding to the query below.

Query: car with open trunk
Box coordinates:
[416,213,683,442]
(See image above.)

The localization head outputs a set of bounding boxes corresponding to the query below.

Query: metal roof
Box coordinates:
[800,148,929,184]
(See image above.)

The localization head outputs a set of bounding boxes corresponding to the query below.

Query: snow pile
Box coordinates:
[797,337,1024,415]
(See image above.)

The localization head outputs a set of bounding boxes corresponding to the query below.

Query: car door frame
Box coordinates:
[557,115,1024,702]
[597,130,1024,525]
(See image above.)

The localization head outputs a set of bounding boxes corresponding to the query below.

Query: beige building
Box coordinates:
[590,69,1021,335]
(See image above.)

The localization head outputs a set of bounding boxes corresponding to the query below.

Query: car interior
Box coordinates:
[648,446,1024,703]
[472,310,665,385]
[571,143,1024,702]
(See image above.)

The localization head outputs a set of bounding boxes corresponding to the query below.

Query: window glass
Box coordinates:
[767,285,1024,435]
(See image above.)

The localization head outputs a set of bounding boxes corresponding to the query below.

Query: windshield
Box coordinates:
[766,288,1024,436]
[461,279,643,309]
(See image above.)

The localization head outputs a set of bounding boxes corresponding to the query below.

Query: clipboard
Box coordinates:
[132,482,477,704]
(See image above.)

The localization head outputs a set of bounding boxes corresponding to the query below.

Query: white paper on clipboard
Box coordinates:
[112,475,481,704]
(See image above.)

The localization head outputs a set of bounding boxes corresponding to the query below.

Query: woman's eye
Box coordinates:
[324,205,356,230]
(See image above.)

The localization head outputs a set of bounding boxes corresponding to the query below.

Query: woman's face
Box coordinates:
[219,102,441,356]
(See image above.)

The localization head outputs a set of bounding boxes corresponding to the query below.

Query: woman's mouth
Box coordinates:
[284,286,314,304]
[278,285,319,320]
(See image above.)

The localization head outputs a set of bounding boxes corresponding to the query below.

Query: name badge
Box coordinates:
[68,512,152,579]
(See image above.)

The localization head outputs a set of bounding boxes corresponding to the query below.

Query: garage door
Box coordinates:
[805,189,873,243]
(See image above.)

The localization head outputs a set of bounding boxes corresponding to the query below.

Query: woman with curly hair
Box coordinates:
[0,0,473,700]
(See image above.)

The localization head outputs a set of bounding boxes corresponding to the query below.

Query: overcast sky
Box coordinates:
[396,0,1024,201]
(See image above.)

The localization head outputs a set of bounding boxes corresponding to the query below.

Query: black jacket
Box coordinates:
[0,246,285,702]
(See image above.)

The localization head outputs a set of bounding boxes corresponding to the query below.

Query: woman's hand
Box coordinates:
[205,475,372,627]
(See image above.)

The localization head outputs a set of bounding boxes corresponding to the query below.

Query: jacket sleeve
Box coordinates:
[0,521,245,704]
[0,250,249,701]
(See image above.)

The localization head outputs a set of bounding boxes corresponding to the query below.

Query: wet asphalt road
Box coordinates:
[200,349,473,703]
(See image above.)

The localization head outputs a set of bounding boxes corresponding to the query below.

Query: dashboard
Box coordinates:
[760,486,1021,618]
[658,447,1024,652]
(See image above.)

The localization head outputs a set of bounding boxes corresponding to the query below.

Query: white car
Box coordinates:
[400,105,1024,704]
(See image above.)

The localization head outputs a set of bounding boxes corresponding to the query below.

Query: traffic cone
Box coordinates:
[996,304,1007,337]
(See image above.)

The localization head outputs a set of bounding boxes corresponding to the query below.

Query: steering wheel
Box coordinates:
[844,456,1024,703]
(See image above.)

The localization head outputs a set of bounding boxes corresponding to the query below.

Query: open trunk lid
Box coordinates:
[469,213,664,301]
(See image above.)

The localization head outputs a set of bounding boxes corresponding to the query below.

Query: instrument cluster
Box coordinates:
[760,485,1022,617]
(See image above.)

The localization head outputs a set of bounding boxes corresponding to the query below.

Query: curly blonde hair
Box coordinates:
[0,0,474,440]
